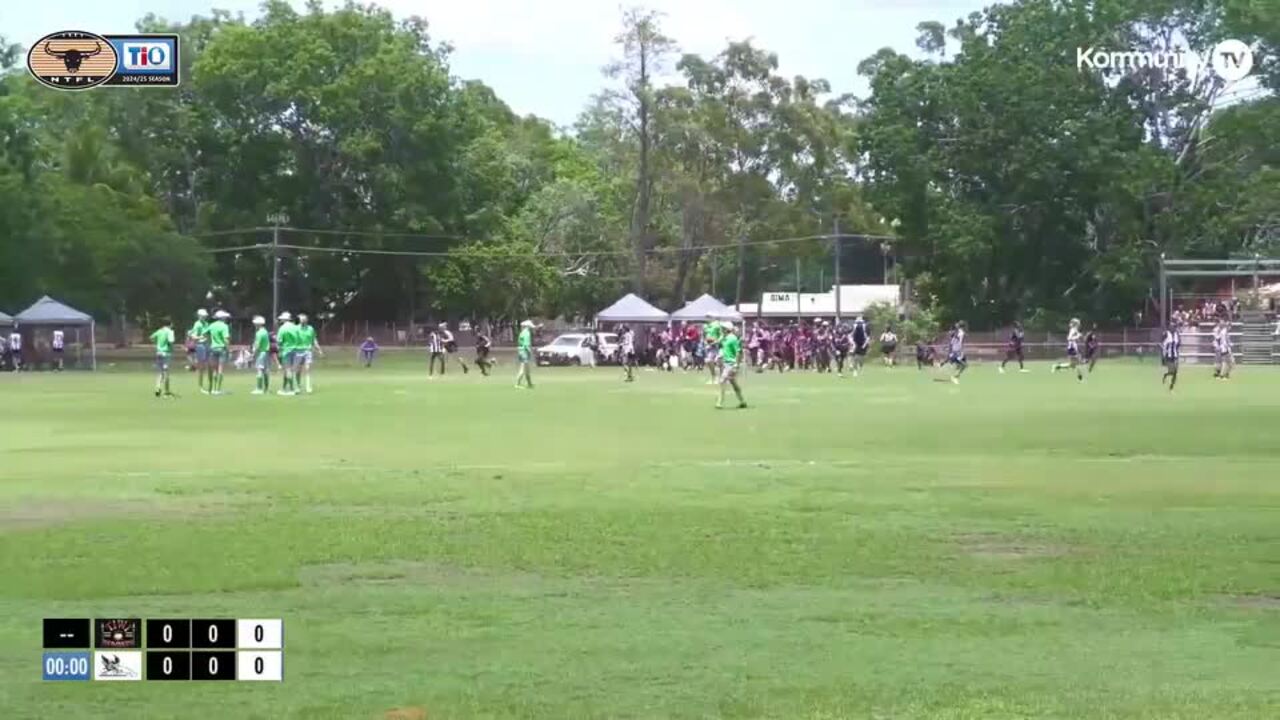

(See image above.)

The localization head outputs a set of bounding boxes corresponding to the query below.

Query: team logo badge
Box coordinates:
[27,31,180,90]
[27,31,117,90]
[95,619,140,648]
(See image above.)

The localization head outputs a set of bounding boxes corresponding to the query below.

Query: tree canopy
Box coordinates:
[1,0,1274,330]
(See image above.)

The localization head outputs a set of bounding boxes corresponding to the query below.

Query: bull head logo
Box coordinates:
[44,41,102,73]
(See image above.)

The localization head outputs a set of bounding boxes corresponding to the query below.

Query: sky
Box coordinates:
[4,0,990,127]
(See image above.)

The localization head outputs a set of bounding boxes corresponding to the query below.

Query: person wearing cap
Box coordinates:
[251,315,272,394]
[296,313,323,394]
[188,309,211,391]
[359,336,379,368]
[206,310,232,394]
[716,321,747,409]
[515,319,537,389]
[276,312,299,395]
[150,317,176,398]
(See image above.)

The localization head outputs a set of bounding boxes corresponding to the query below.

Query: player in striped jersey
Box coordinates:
[1161,321,1181,390]
[1052,318,1084,381]
[1212,317,1234,379]
[427,324,446,378]
[620,324,637,382]
[51,328,65,371]
[947,321,968,384]
[850,315,870,376]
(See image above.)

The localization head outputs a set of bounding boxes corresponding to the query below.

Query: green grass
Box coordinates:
[2,356,1278,719]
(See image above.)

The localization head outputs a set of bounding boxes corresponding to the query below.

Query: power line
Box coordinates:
[191,226,463,241]
[249,232,896,259]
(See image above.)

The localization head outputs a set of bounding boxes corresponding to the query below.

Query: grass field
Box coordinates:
[2,354,1278,719]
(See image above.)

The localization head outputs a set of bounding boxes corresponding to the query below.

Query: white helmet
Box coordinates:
[214,310,230,319]
[720,320,734,330]
[298,313,309,322]
[252,315,265,326]
[196,309,209,318]
[520,319,535,328]
[278,311,292,321]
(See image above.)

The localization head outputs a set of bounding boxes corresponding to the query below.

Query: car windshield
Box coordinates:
[551,336,583,347]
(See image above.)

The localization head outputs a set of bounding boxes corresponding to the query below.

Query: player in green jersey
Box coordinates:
[515,319,537,389]
[703,314,723,385]
[151,319,177,398]
[206,310,232,394]
[276,312,298,395]
[296,313,323,394]
[250,315,272,394]
[188,309,211,393]
[716,321,747,410]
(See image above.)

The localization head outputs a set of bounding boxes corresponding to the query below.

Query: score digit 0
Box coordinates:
[235,619,283,649]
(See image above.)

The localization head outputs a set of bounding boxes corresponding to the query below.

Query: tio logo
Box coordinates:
[121,42,171,70]
[1211,39,1253,82]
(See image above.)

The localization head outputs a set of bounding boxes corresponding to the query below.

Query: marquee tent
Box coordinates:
[14,296,96,370]
[671,294,742,322]
[595,293,669,323]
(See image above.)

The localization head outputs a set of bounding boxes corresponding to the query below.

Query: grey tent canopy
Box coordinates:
[15,296,93,324]
[595,293,670,323]
[14,296,96,370]
[0,310,12,326]
[671,293,743,322]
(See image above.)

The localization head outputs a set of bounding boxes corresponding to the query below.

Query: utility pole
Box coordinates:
[268,212,288,325]
[833,215,842,325]
[795,255,802,320]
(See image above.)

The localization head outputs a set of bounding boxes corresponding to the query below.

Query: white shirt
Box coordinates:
[8,332,20,350]
[52,330,65,350]
[880,331,897,344]
[1067,327,1081,352]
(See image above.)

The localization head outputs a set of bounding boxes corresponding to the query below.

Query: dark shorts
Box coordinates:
[195,344,209,363]
[1085,348,1097,359]
[854,346,868,356]
[210,348,227,362]
[53,347,64,354]
[882,343,897,354]
[518,348,531,363]
[476,347,490,359]
[1067,346,1078,357]
[156,353,171,371]
[949,352,966,365]
[1163,356,1178,367]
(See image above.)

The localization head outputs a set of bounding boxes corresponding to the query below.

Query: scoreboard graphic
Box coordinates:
[42,618,283,682]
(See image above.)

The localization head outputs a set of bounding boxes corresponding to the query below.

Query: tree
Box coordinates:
[604,7,676,296]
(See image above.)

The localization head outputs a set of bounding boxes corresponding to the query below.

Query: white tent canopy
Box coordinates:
[595,293,669,323]
[671,294,743,321]
[13,296,96,370]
